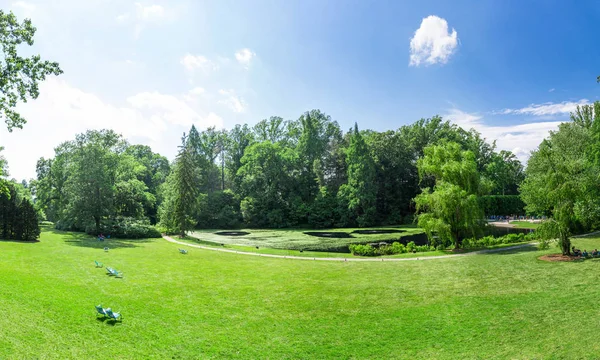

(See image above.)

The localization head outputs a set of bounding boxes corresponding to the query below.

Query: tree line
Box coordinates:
[27,111,524,238]
[156,111,524,235]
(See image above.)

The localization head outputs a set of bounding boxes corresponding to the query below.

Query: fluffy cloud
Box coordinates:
[0,78,223,181]
[180,54,219,73]
[235,48,256,68]
[498,99,589,116]
[409,15,458,67]
[444,108,563,164]
[218,89,247,113]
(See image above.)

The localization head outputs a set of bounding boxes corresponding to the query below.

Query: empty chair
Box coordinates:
[94,260,103,268]
[104,308,122,322]
[179,249,188,254]
[106,267,123,278]
[95,305,107,318]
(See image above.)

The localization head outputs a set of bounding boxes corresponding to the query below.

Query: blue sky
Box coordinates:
[1,0,599,181]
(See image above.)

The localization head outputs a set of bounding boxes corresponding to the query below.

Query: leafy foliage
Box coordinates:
[349,241,433,256]
[414,142,485,248]
[479,195,525,216]
[0,10,62,131]
[461,232,538,249]
[520,113,600,254]
[32,130,168,238]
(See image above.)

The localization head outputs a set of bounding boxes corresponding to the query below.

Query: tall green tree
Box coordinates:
[365,130,417,223]
[338,123,377,227]
[414,142,484,248]
[484,150,524,195]
[225,124,254,193]
[65,130,125,233]
[172,135,201,236]
[520,121,598,255]
[0,10,62,131]
[237,141,297,227]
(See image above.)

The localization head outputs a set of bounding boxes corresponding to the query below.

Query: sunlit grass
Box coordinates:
[2,228,600,358]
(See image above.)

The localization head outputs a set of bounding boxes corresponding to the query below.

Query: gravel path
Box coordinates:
[163,235,538,262]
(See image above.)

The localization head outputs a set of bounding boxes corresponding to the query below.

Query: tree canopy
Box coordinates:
[520,102,600,254]
[0,10,62,131]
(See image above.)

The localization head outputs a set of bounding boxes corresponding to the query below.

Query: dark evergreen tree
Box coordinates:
[173,135,201,236]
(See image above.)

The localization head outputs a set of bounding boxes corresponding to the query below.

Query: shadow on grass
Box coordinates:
[46,228,152,249]
[96,317,122,326]
[188,237,224,247]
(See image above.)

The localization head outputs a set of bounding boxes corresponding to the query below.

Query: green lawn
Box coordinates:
[189,226,424,252]
[509,221,542,229]
[3,228,600,359]
[180,235,532,259]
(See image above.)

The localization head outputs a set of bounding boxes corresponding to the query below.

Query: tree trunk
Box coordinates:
[94,216,100,234]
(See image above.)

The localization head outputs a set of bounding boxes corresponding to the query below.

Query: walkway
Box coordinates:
[162,235,538,262]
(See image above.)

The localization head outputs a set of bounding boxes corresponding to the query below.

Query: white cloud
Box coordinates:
[218,89,247,113]
[11,1,36,17]
[498,99,589,116]
[235,48,256,68]
[409,15,458,67]
[0,78,223,181]
[188,87,206,96]
[445,108,564,164]
[180,54,219,73]
[549,88,555,92]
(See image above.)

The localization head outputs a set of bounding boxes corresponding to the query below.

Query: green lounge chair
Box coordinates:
[179,249,188,254]
[95,305,107,318]
[105,308,122,322]
[95,261,103,268]
[106,267,123,278]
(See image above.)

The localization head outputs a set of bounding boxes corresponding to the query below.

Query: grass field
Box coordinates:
[180,235,532,259]
[189,226,425,252]
[3,227,600,359]
[509,221,542,229]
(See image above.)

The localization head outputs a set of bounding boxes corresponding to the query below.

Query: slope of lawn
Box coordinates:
[189,226,425,252]
[2,228,600,359]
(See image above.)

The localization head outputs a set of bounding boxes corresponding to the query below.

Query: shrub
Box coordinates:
[462,232,534,249]
[85,217,161,239]
[348,244,377,256]
[391,242,406,254]
[349,241,432,257]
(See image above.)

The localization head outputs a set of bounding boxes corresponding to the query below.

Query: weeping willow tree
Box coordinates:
[414,142,485,249]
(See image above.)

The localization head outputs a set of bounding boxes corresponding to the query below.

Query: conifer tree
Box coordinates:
[173,134,201,237]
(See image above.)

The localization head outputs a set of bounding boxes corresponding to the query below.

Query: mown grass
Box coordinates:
[2,228,600,359]
[180,235,532,259]
[509,221,542,229]
[189,226,424,252]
